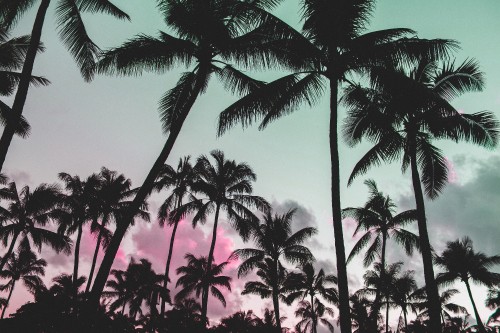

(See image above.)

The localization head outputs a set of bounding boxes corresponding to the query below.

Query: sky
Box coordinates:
[2,0,500,331]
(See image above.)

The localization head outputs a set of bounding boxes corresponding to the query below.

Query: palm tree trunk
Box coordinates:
[1,281,15,319]
[385,296,390,333]
[272,288,282,333]
[202,202,221,324]
[0,0,50,172]
[85,231,102,293]
[329,79,352,333]
[88,65,209,310]
[73,223,83,295]
[311,294,317,333]
[160,197,183,316]
[464,279,487,333]
[403,309,408,332]
[371,232,388,331]
[0,231,20,272]
[409,142,442,333]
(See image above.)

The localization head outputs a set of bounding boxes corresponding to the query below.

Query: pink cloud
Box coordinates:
[445,157,458,184]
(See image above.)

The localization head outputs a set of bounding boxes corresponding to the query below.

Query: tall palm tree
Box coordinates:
[217,1,455,330]
[435,237,500,333]
[85,167,149,293]
[0,240,46,318]
[295,299,335,333]
[342,57,499,332]
[57,172,100,293]
[153,156,196,314]
[175,253,231,325]
[174,150,268,320]
[88,0,296,306]
[343,179,418,329]
[0,181,71,272]
[0,0,130,171]
[284,263,338,333]
[233,208,316,333]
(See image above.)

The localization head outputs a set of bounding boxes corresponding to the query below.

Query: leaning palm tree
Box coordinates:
[342,57,499,332]
[88,0,297,307]
[153,156,196,314]
[0,181,71,272]
[173,150,268,321]
[295,299,335,333]
[0,0,130,171]
[175,253,231,326]
[284,263,338,333]
[435,237,500,333]
[0,240,46,318]
[57,172,100,293]
[233,208,317,333]
[217,1,455,330]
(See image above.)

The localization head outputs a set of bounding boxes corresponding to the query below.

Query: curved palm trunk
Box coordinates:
[202,202,221,324]
[1,281,15,319]
[73,223,83,296]
[160,198,183,315]
[85,231,103,293]
[0,0,50,172]
[0,231,20,272]
[409,143,441,333]
[88,65,209,311]
[464,279,487,333]
[329,79,352,333]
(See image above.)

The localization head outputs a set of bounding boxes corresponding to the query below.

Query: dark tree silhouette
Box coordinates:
[0,0,129,171]
[343,57,499,332]
[435,237,500,333]
[350,290,381,333]
[294,299,335,333]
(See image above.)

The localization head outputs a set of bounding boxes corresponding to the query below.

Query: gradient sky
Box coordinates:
[2,0,500,330]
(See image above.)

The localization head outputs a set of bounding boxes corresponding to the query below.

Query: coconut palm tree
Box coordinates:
[233,208,316,333]
[153,156,196,314]
[88,0,298,307]
[175,253,231,326]
[435,237,500,333]
[173,150,268,320]
[217,1,455,329]
[57,172,100,293]
[0,240,46,318]
[342,57,499,332]
[390,270,419,332]
[295,299,335,333]
[103,268,131,316]
[417,288,469,325]
[0,0,130,171]
[0,181,71,272]
[486,287,500,310]
[350,290,380,333]
[85,167,149,293]
[284,263,338,333]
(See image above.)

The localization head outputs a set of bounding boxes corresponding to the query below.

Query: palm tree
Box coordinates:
[294,299,335,333]
[390,270,419,332]
[153,156,196,314]
[0,240,46,318]
[435,237,500,333]
[85,167,149,293]
[88,0,294,306]
[350,290,380,333]
[0,181,71,272]
[486,287,500,310]
[343,179,419,329]
[163,298,205,333]
[174,150,268,320]
[342,57,499,332]
[57,172,100,293]
[284,263,338,333]
[217,310,262,333]
[0,0,130,171]
[217,1,455,330]
[103,268,132,316]
[233,208,316,333]
[175,253,231,325]
[417,288,468,325]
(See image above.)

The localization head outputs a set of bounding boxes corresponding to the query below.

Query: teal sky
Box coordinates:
[3,0,500,328]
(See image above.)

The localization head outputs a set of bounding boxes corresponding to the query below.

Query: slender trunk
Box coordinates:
[85,231,102,293]
[1,281,15,319]
[201,203,221,325]
[403,308,408,332]
[383,232,388,333]
[385,296,390,333]
[0,0,50,172]
[273,258,282,333]
[73,224,83,294]
[88,65,208,310]
[0,231,20,272]
[371,231,388,331]
[464,279,487,333]
[311,294,317,333]
[329,79,351,333]
[121,302,126,315]
[160,197,183,316]
[409,142,441,333]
